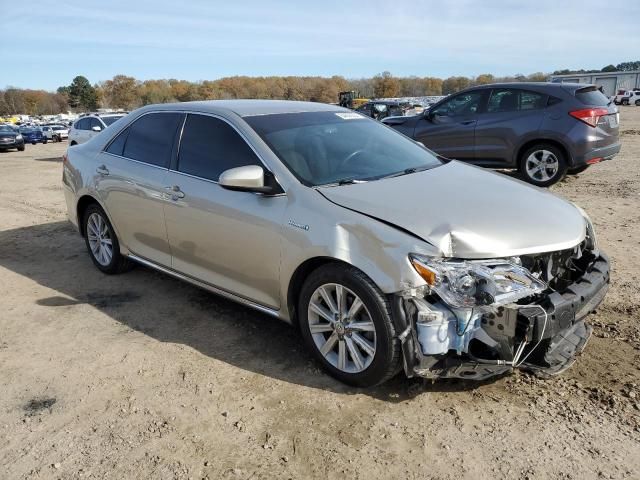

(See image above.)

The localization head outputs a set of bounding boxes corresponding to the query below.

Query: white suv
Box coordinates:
[626,90,640,106]
[68,114,127,145]
[41,125,69,142]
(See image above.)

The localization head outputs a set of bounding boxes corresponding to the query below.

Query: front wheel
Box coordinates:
[43,138,48,144]
[83,204,133,274]
[519,144,567,187]
[298,264,401,387]
[636,100,640,106]
[17,145,25,151]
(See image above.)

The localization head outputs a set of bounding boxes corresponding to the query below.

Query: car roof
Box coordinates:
[136,99,342,117]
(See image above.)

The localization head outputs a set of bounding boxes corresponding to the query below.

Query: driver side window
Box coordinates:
[432,91,485,116]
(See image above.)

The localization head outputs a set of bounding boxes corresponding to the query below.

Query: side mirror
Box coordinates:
[219,165,280,194]
[91,125,102,132]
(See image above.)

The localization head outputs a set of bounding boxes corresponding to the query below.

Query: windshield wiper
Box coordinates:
[319,178,368,187]
[379,166,432,180]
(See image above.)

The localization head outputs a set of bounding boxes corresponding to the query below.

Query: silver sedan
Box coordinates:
[62,100,609,386]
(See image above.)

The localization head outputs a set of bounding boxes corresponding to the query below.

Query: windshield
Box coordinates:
[101,115,124,126]
[244,111,442,186]
[20,127,36,133]
[0,126,14,133]
[52,126,65,131]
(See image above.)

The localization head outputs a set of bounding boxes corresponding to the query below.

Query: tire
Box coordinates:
[83,204,133,274]
[17,145,25,152]
[31,142,36,145]
[636,100,640,106]
[622,99,629,106]
[298,263,401,387]
[43,138,48,144]
[568,165,590,175]
[519,143,567,187]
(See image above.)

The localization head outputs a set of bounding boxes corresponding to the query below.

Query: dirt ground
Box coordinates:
[1,109,639,480]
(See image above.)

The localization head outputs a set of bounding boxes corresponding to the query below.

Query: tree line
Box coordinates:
[2,61,638,116]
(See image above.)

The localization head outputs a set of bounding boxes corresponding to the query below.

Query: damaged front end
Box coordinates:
[393,230,610,381]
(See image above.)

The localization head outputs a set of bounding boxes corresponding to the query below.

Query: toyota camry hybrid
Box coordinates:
[62,100,609,387]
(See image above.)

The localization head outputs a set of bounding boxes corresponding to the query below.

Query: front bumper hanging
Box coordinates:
[395,254,610,381]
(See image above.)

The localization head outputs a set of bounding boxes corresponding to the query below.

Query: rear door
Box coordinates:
[473,88,547,165]
[163,113,286,308]
[97,112,184,267]
[413,90,488,160]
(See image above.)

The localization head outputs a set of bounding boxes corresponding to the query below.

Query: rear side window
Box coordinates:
[121,112,183,168]
[575,86,609,106]
[105,128,129,156]
[177,114,261,181]
[487,89,546,113]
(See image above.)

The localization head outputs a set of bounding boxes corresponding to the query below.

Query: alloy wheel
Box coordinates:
[86,212,113,266]
[307,283,376,373]
[525,149,559,182]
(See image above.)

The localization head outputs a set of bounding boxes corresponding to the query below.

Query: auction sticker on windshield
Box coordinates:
[335,112,364,120]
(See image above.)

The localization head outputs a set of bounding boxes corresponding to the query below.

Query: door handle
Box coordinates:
[165,185,185,200]
[460,120,476,126]
[96,165,109,175]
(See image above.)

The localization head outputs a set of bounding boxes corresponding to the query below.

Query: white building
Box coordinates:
[549,71,640,97]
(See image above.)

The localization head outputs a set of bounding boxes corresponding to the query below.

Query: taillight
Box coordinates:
[569,108,609,127]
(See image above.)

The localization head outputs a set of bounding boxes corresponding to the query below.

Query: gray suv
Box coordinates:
[63,100,609,386]
[383,83,620,187]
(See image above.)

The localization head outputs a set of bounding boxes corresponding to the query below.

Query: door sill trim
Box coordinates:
[127,253,281,319]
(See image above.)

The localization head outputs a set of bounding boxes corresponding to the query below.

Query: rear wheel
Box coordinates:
[43,138,48,144]
[519,143,567,187]
[298,264,401,387]
[83,204,133,274]
[636,100,640,106]
[622,99,629,105]
[17,145,25,151]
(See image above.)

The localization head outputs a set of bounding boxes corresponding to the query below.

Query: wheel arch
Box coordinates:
[287,256,368,327]
[516,138,573,167]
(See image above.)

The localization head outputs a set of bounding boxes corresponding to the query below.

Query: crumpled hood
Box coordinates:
[318,161,586,258]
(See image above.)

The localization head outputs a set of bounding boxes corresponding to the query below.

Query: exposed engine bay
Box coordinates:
[395,232,610,381]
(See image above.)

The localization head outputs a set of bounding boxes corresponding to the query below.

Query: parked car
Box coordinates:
[614,89,640,105]
[383,83,620,187]
[355,101,410,121]
[63,100,609,387]
[18,126,47,145]
[68,113,127,145]
[42,124,69,142]
[0,124,25,151]
[625,90,640,106]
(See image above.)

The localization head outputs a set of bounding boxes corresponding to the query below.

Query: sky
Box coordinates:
[1,0,639,91]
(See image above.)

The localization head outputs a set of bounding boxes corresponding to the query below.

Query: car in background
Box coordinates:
[626,90,640,106]
[614,89,640,105]
[18,126,47,145]
[0,124,25,151]
[355,101,410,121]
[383,83,620,187]
[42,124,69,142]
[68,113,127,145]
[62,100,608,386]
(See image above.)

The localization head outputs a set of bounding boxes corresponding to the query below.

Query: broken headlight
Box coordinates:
[409,255,547,308]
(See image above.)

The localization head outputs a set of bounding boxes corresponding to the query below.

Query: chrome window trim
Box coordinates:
[100,109,284,192]
[127,253,281,318]
[102,151,169,171]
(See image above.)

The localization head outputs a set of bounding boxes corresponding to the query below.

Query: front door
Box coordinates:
[413,90,488,160]
[163,113,286,308]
